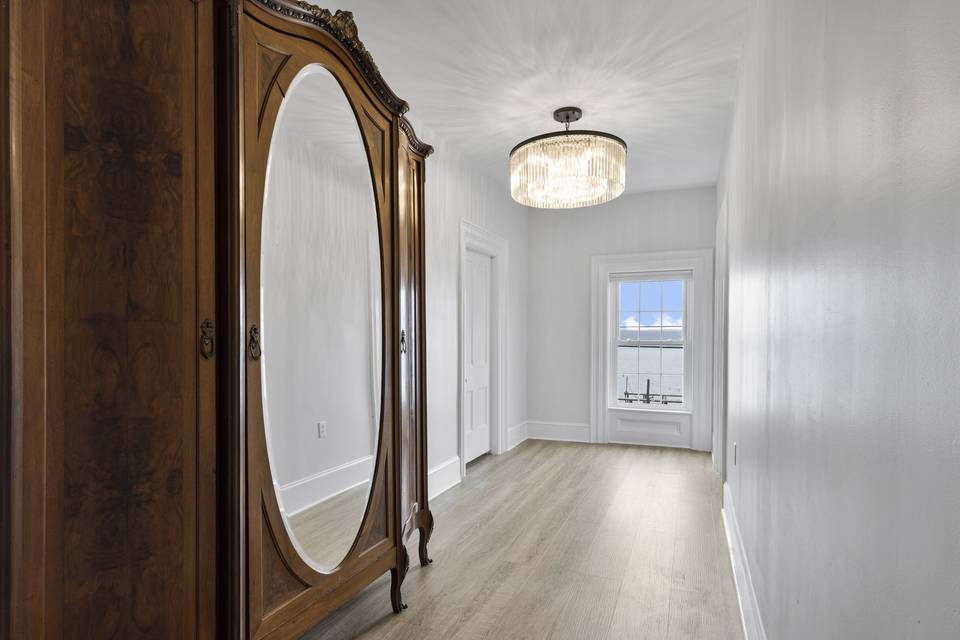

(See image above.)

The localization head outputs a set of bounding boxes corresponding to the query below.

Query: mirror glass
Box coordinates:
[261,64,381,572]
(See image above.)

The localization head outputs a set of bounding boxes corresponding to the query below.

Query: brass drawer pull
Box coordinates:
[199,319,214,359]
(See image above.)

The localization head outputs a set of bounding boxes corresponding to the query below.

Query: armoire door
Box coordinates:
[399,142,417,531]
[398,118,433,565]
[3,1,217,637]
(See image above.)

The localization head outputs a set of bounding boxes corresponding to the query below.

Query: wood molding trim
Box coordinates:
[399,116,433,157]
[1,0,11,634]
[249,0,410,116]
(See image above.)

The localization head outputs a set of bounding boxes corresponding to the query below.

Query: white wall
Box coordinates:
[421,127,529,488]
[526,187,717,429]
[720,1,960,638]
[261,70,381,516]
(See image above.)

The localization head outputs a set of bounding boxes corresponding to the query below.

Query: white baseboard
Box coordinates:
[428,455,461,500]
[280,454,374,516]
[506,421,528,450]
[722,483,767,640]
[526,420,591,443]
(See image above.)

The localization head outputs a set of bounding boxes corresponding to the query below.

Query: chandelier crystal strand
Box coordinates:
[510,132,626,209]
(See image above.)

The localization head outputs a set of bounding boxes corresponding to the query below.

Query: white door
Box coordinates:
[463,250,492,463]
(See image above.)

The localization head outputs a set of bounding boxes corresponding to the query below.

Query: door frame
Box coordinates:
[713,196,730,476]
[458,220,508,480]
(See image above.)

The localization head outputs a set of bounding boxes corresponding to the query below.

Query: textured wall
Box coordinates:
[526,188,717,426]
[421,126,530,470]
[720,0,960,637]
[261,128,378,490]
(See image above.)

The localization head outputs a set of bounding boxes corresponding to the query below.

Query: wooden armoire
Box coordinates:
[1,0,434,637]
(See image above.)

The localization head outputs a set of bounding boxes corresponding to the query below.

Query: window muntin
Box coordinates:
[614,278,685,406]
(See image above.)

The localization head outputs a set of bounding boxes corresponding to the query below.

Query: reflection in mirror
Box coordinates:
[261,64,381,572]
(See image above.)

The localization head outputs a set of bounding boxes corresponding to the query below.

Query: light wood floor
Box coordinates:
[302,440,743,640]
[290,482,370,569]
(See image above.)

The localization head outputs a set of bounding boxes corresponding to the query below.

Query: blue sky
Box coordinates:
[619,279,684,339]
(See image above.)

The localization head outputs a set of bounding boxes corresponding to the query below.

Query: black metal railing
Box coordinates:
[619,377,682,405]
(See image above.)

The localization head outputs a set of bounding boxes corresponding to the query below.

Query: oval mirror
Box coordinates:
[261,64,381,572]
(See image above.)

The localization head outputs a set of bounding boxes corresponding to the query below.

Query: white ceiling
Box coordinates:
[331,0,745,194]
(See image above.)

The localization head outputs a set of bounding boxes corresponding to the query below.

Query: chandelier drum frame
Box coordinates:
[510,105,627,209]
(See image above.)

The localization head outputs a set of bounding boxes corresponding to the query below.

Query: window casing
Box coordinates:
[611,273,689,409]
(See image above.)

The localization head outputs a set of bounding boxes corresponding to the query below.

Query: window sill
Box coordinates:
[607,405,691,416]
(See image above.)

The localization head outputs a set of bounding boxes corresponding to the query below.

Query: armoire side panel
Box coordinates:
[59,1,213,636]
[3,0,216,637]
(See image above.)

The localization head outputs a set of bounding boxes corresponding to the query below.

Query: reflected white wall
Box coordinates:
[261,96,379,499]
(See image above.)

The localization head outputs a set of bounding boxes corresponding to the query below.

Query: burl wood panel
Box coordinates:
[59,1,209,636]
[261,504,310,616]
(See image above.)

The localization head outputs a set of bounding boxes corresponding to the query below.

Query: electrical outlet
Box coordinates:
[317,421,327,438]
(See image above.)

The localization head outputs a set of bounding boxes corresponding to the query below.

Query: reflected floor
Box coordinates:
[289,482,370,566]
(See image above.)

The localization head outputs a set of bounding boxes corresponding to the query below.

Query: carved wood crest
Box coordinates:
[253,0,410,115]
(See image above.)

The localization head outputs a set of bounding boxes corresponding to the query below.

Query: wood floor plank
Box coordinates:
[609,528,677,640]
[302,441,743,640]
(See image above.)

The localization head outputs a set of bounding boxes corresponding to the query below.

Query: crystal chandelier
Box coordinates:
[510,107,627,209]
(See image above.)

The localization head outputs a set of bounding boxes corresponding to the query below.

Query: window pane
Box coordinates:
[638,375,660,399]
[638,311,661,327]
[613,277,686,408]
[661,375,683,402]
[661,311,683,327]
[662,280,684,311]
[619,374,641,402]
[638,326,663,341]
[637,346,660,374]
[618,311,639,340]
[617,346,638,375]
[619,282,639,312]
[662,347,683,374]
[640,281,661,311]
[661,326,683,341]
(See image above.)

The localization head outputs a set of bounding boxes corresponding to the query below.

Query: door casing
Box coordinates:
[458,220,509,480]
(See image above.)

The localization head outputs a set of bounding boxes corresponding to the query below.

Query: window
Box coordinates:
[614,277,686,406]
[591,250,711,447]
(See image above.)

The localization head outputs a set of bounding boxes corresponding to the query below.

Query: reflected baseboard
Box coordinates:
[428,456,461,500]
[279,454,375,516]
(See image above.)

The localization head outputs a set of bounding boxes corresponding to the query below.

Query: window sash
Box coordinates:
[616,339,684,347]
[612,274,689,409]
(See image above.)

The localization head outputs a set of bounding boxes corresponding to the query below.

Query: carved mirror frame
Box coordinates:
[228,1,430,637]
